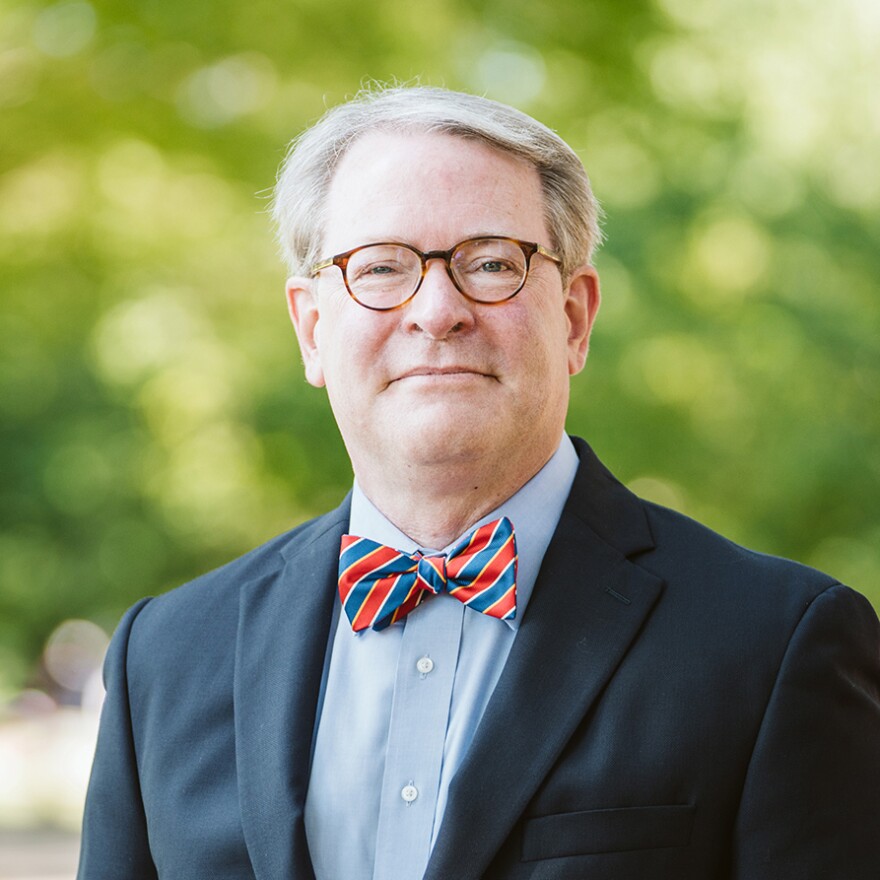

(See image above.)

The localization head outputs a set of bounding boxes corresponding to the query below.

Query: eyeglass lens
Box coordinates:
[345,239,528,309]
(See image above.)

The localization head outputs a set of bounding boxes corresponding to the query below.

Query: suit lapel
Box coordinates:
[425,440,665,880]
[234,501,349,880]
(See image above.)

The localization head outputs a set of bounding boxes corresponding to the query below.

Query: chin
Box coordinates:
[391,418,497,467]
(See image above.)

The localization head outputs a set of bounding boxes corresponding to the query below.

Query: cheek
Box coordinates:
[316,310,392,389]
[508,306,569,373]
[314,295,356,363]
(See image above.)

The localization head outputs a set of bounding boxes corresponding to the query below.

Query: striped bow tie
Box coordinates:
[338,517,517,632]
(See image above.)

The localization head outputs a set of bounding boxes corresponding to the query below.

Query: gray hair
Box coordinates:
[271,85,602,279]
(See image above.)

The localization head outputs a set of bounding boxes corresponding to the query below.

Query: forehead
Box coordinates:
[321,130,548,252]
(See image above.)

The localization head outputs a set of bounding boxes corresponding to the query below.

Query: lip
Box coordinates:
[392,366,494,384]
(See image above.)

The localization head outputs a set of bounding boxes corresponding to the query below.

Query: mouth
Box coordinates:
[391,366,495,385]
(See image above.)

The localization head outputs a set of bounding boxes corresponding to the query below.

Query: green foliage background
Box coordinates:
[1,0,878,693]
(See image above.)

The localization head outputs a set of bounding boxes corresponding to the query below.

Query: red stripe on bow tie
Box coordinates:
[338,518,517,631]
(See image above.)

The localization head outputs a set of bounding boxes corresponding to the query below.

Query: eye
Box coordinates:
[455,239,525,279]
[351,260,406,281]
[460,256,517,276]
[477,259,512,273]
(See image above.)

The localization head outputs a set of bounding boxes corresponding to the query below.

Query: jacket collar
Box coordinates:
[235,498,350,880]
[424,437,664,879]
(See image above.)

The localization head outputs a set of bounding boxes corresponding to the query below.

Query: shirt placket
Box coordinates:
[371,595,464,880]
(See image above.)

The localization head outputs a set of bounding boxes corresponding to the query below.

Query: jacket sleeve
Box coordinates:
[732,583,880,879]
[77,598,158,880]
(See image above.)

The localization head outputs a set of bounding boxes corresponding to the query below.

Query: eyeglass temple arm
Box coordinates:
[535,243,562,264]
[311,257,334,274]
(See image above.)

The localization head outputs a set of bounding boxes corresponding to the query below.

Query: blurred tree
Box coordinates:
[1,0,878,695]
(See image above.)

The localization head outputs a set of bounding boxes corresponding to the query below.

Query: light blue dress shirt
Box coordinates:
[304,435,579,880]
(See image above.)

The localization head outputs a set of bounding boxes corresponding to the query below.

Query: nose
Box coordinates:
[404,258,475,339]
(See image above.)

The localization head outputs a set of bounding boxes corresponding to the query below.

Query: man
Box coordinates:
[78,86,880,879]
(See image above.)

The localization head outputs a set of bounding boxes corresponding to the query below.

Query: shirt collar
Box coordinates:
[348,434,579,630]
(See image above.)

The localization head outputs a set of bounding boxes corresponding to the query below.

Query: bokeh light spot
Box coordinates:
[474,41,546,107]
[95,138,166,213]
[33,1,96,58]
[136,343,244,444]
[591,254,635,325]
[729,153,804,217]
[581,117,660,209]
[620,334,730,409]
[825,143,880,212]
[627,475,688,512]
[177,53,278,128]
[686,213,770,300]
[43,620,109,694]
[91,290,206,386]
[0,154,84,243]
[647,39,725,114]
[0,48,39,109]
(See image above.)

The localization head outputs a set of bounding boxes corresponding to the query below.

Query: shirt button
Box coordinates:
[401,784,418,803]
[416,656,434,675]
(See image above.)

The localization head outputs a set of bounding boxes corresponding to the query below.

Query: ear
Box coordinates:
[563,265,601,376]
[285,277,326,388]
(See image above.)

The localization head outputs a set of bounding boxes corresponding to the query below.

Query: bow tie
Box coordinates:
[338,517,517,632]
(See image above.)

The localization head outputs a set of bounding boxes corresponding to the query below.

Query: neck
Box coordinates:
[353,439,560,548]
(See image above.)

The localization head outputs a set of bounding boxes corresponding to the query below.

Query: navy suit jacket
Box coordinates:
[78,438,880,879]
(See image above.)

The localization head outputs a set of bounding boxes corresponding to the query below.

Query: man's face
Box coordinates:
[287,131,599,491]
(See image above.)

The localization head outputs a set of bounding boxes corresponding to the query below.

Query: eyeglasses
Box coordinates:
[311,236,562,311]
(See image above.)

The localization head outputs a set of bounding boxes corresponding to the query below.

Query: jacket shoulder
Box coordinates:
[638,498,843,612]
[124,500,349,635]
